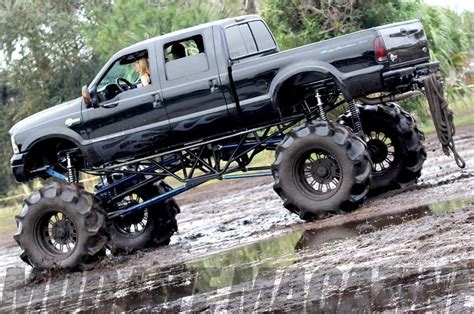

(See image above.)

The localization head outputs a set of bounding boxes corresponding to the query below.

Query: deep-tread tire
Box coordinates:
[272,120,372,221]
[337,102,426,194]
[14,182,107,271]
[107,181,180,253]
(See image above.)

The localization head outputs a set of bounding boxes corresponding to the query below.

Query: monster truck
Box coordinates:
[9,15,464,270]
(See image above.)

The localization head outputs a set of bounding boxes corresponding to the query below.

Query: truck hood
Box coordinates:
[10,97,82,136]
[9,97,83,150]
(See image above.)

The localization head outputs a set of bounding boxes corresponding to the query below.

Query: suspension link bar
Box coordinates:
[91,114,324,215]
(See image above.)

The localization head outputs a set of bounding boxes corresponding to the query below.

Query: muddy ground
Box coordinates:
[0,125,473,312]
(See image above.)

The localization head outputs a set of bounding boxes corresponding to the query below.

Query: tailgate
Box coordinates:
[376,20,430,68]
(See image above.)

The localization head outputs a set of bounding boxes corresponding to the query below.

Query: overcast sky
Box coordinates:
[424,0,474,13]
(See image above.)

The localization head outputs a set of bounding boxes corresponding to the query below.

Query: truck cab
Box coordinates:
[82,15,278,164]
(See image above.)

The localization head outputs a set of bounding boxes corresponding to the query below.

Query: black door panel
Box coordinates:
[158,28,231,145]
[82,88,169,161]
[82,44,170,163]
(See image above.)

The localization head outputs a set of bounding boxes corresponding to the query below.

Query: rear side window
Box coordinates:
[163,35,209,80]
[164,35,205,62]
[225,21,276,59]
[249,21,276,51]
[225,24,257,59]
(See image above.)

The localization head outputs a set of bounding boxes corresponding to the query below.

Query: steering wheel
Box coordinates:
[116,77,133,92]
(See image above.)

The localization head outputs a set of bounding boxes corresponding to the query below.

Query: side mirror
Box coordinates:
[82,85,99,108]
[82,85,92,108]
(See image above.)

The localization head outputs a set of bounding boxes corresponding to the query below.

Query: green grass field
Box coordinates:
[0,205,18,235]
[420,96,474,134]
[422,109,474,134]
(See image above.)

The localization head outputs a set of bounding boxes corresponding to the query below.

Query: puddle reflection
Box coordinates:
[93,198,473,312]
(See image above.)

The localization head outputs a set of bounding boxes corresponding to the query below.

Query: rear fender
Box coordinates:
[269,61,349,108]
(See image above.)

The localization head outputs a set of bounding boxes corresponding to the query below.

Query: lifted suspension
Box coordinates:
[66,151,79,183]
[349,99,363,136]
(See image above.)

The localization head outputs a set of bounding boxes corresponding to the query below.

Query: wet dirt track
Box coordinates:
[1,125,473,312]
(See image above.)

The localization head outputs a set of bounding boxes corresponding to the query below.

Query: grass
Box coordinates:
[420,95,474,134]
[421,109,474,134]
[0,204,19,235]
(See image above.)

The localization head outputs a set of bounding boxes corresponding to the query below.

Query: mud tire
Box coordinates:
[107,181,180,253]
[272,121,372,221]
[14,182,107,271]
[337,102,426,194]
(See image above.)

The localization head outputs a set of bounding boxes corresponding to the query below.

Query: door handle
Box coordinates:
[209,78,219,93]
[101,101,119,109]
[141,95,154,102]
[152,93,162,108]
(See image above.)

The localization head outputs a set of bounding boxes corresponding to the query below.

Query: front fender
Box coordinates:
[21,127,85,153]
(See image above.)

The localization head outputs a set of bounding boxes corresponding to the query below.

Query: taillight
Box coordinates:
[374,36,388,63]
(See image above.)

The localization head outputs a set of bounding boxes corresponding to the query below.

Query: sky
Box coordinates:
[424,0,474,13]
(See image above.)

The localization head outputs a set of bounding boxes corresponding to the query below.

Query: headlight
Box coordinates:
[11,136,19,154]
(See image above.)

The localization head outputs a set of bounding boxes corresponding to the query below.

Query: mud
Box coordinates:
[0,125,473,312]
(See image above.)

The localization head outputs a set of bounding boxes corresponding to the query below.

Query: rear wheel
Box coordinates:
[106,181,180,253]
[14,182,107,271]
[272,121,372,221]
[337,102,426,194]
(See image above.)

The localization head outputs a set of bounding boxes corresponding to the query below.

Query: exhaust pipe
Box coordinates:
[359,90,423,105]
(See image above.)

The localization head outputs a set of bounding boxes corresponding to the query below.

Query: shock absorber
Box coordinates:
[66,152,79,183]
[315,91,327,121]
[349,100,363,135]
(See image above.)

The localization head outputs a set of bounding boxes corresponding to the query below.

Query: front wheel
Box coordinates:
[14,182,108,271]
[272,121,372,221]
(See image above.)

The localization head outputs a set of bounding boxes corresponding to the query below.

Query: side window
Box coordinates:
[225,24,257,59]
[97,60,138,91]
[225,26,247,59]
[163,35,209,80]
[225,21,276,59]
[97,50,149,102]
[248,21,276,51]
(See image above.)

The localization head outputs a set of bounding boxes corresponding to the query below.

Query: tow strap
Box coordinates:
[422,74,466,169]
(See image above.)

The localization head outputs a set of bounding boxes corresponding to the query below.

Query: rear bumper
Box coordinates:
[382,61,440,88]
[11,153,28,183]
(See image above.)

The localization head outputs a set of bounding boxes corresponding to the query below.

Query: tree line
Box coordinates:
[0,0,472,195]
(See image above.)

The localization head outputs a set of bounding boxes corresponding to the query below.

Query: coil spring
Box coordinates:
[349,100,363,133]
[315,92,327,121]
[66,153,78,183]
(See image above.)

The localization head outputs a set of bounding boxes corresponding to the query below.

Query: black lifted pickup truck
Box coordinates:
[9,15,463,271]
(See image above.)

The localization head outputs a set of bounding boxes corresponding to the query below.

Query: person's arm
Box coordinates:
[141,74,150,86]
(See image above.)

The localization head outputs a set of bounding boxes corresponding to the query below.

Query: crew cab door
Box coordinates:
[82,45,170,163]
[157,27,230,145]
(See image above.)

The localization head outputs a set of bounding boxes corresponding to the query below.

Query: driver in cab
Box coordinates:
[134,58,151,87]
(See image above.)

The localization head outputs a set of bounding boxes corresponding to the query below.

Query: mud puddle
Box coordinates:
[2,198,472,312]
[84,198,473,312]
[296,198,473,250]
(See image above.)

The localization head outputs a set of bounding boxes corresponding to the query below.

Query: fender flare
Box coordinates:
[269,61,351,107]
[24,131,87,160]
